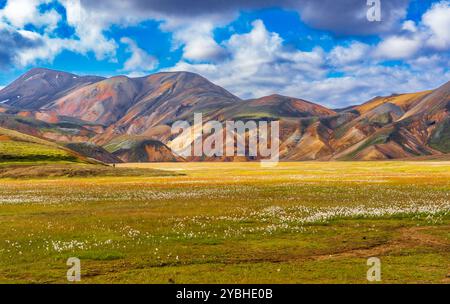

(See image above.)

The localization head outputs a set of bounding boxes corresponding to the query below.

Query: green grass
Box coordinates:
[0,163,183,179]
[0,127,81,163]
[0,162,448,283]
[0,141,79,162]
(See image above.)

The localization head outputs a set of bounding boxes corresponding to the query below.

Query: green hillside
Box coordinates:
[0,127,82,164]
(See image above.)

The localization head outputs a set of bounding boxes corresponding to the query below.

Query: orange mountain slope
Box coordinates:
[0,68,448,162]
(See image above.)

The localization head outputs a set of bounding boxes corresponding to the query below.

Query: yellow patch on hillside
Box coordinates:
[356,91,432,114]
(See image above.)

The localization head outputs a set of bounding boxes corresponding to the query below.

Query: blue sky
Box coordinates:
[0,0,449,107]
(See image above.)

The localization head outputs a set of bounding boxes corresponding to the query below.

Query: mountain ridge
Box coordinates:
[0,68,449,162]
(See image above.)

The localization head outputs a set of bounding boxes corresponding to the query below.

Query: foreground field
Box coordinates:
[0,162,449,283]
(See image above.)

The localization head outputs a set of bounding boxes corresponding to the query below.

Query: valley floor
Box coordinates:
[0,162,449,283]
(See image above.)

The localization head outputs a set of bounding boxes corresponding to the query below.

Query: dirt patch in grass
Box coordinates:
[0,164,183,179]
[314,226,449,261]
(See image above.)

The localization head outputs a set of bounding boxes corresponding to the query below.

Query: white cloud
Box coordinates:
[374,1,450,60]
[120,37,158,74]
[278,60,450,107]
[1,0,230,67]
[374,35,421,60]
[328,42,369,67]
[15,33,60,66]
[60,0,118,61]
[0,0,61,31]
[168,20,327,100]
[422,1,450,50]
[0,0,448,108]
[178,29,225,62]
[160,16,231,62]
[157,2,448,106]
[165,19,450,107]
[402,20,417,33]
[0,0,119,67]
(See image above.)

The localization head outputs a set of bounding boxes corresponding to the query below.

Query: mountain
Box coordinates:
[332,83,450,160]
[353,91,432,115]
[64,142,123,164]
[0,126,181,179]
[0,127,88,164]
[92,72,242,144]
[218,94,336,120]
[103,136,185,162]
[0,68,104,110]
[0,112,101,143]
[0,68,448,162]
[39,71,240,126]
[0,70,242,163]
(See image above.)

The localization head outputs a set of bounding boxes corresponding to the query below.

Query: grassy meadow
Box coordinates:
[0,161,449,283]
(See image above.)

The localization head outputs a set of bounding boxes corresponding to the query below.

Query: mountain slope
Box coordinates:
[354,91,432,115]
[220,94,336,121]
[104,136,184,162]
[0,112,99,143]
[64,142,123,164]
[43,76,142,126]
[0,68,448,162]
[93,72,242,144]
[0,127,87,163]
[0,68,104,110]
[332,82,450,160]
[401,81,450,120]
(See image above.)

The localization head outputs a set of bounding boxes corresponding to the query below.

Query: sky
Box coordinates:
[0,0,449,107]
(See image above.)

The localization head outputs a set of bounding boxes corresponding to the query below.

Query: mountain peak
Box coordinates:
[0,67,448,162]
[19,67,78,80]
[266,93,289,99]
[156,71,203,77]
[0,68,105,110]
[27,67,70,74]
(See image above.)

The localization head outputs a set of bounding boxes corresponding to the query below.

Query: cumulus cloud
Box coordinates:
[328,42,370,67]
[167,20,327,99]
[0,25,44,68]
[0,0,448,107]
[422,1,450,50]
[120,37,158,76]
[79,0,410,35]
[277,59,450,107]
[374,35,421,59]
[0,0,119,68]
[295,0,409,35]
[0,0,61,31]
[181,33,226,62]
[374,1,450,60]
[13,0,405,67]
[0,0,415,69]
[165,18,449,107]
[0,0,64,67]
[161,18,228,62]
[402,20,417,32]
[59,0,118,61]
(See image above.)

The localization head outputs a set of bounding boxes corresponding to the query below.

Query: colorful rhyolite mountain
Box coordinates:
[0,68,449,162]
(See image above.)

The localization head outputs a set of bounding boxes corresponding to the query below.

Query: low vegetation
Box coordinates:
[0,162,448,283]
[0,163,180,179]
[0,127,179,178]
[0,127,81,164]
